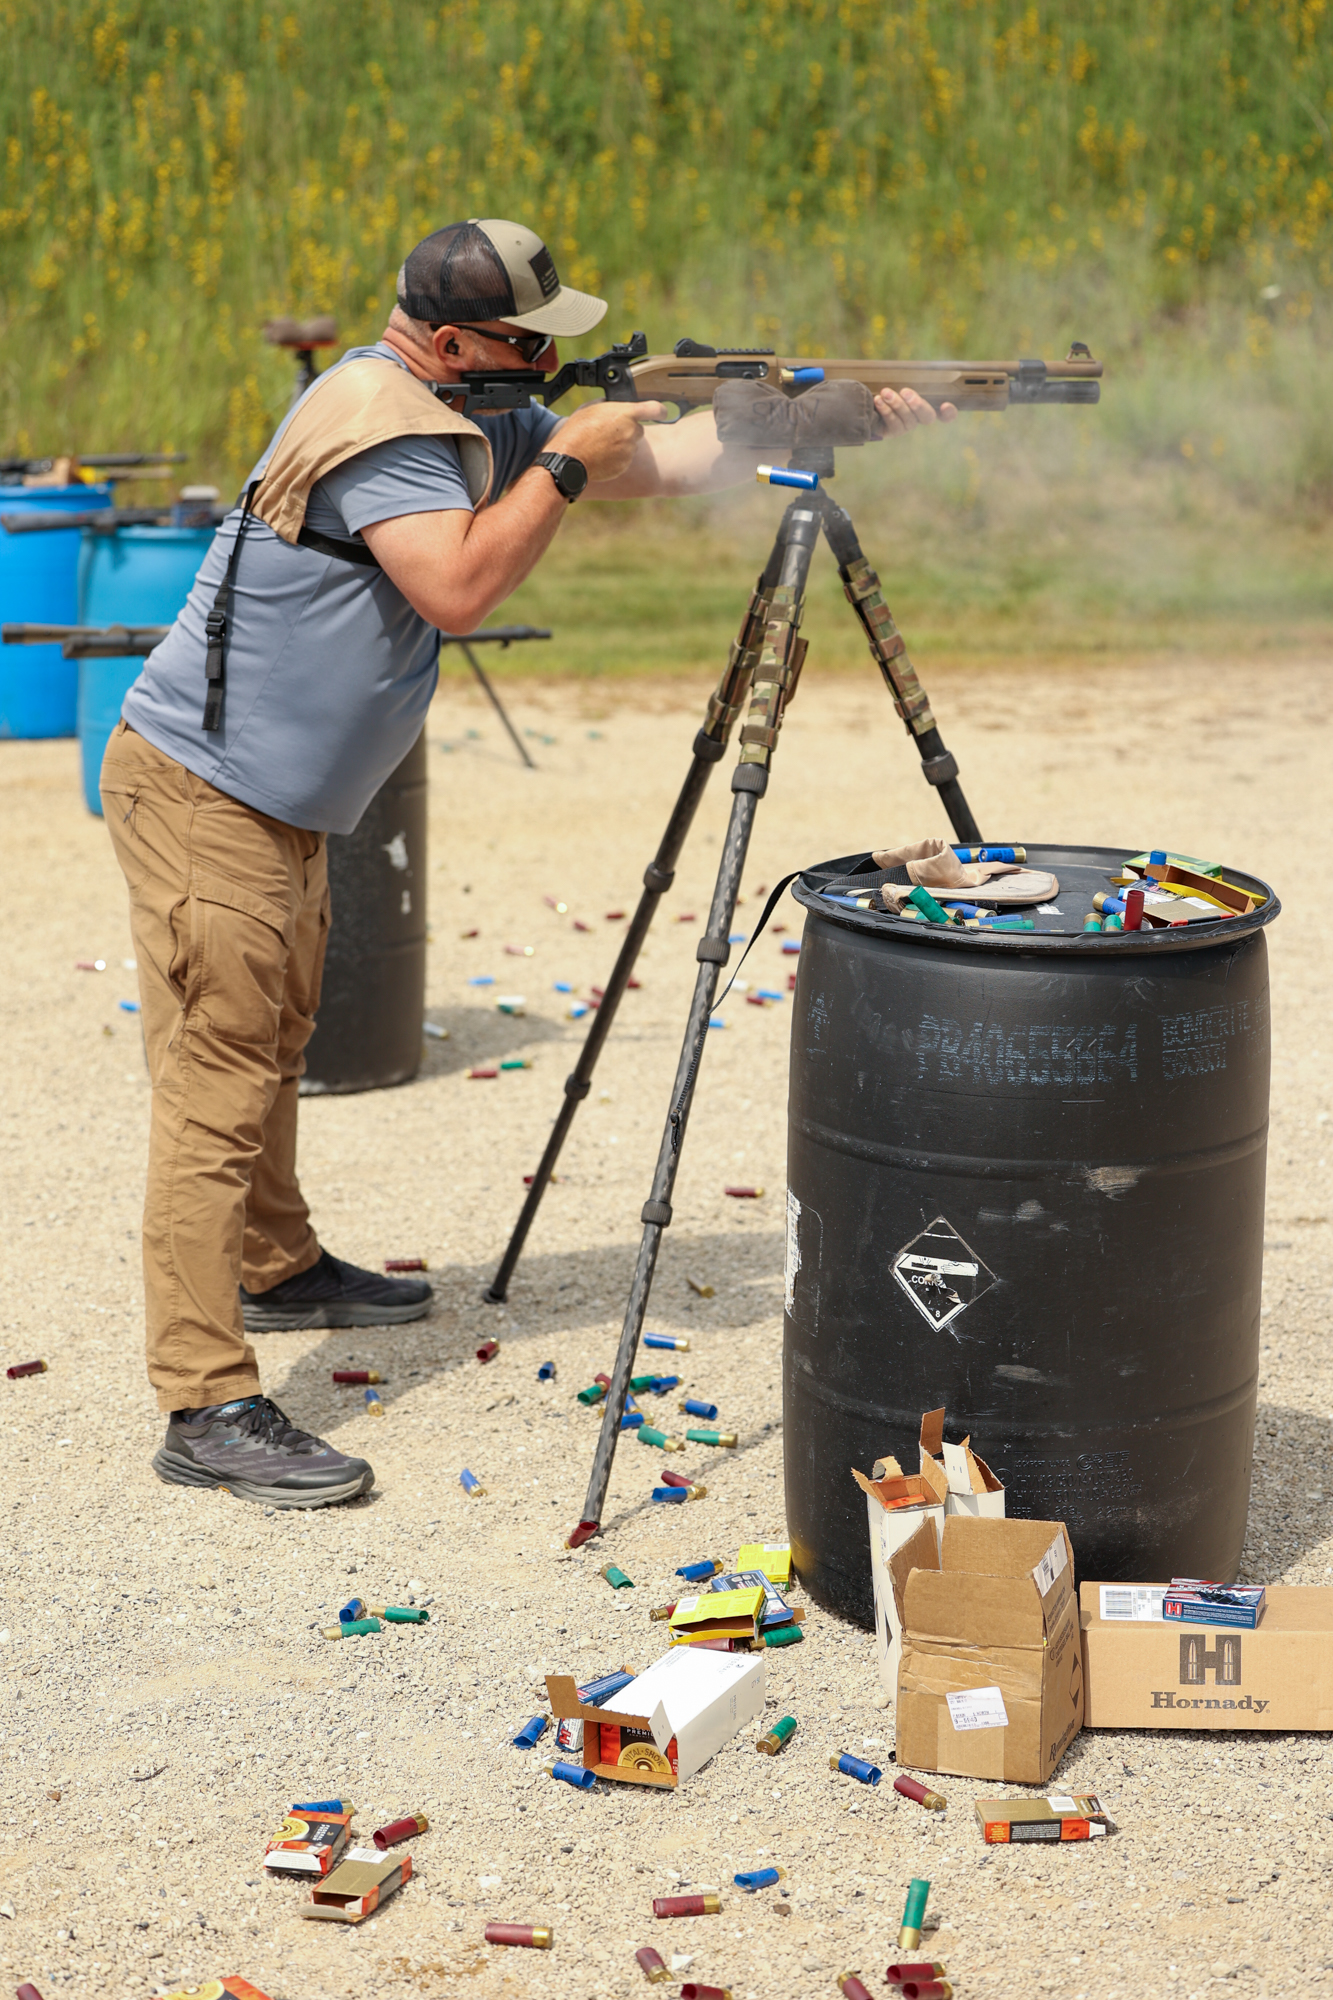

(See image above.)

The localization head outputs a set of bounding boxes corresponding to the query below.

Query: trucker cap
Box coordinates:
[396,218,607,338]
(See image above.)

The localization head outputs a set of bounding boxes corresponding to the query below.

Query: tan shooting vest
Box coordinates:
[203,353,492,731]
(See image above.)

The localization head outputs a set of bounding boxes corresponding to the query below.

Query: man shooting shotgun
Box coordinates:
[103,216,957,1513]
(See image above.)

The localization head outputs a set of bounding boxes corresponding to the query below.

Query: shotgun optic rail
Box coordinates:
[455,335,1102,418]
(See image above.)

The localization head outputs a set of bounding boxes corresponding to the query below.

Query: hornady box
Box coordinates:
[262,1806,352,1876]
[891,1515,1082,1784]
[1081,1582,1333,1730]
[546,1644,765,1787]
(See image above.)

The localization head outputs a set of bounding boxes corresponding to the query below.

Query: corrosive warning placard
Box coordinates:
[891,1216,996,1331]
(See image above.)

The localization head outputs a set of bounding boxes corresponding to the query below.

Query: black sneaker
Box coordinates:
[240,1247,432,1332]
[152,1395,374,1508]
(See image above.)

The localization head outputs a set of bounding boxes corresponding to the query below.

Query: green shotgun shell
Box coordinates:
[686,1428,737,1448]
[757,1714,798,1754]
[764,1623,804,1648]
[1104,912,1124,932]
[368,1606,430,1623]
[1083,913,1104,932]
[637,1426,684,1451]
[630,1373,659,1392]
[898,1877,931,1950]
[601,1564,634,1589]
[321,1617,383,1639]
[577,1381,608,1405]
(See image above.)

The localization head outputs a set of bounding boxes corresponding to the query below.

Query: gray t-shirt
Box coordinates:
[122,342,560,833]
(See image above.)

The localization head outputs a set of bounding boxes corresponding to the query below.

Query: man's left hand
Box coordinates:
[871,386,958,435]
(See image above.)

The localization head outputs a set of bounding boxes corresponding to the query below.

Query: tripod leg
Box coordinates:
[819,501,981,845]
[460,639,537,770]
[483,572,780,1303]
[567,501,820,1548]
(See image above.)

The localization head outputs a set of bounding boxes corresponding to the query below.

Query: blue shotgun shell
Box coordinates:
[549,1759,596,1789]
[645,1333,689,1351]
[832,1751,881,1785]
[735,1865,785,1891]
[652,1486,689,1503]
[681,1397,718,1420]
[339,1598,367,1623]
[513,1716,549,1749]
[676,1558,723,1582]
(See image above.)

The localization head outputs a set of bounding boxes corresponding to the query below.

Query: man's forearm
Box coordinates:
[586,411,765,502]
[363,466,567,633]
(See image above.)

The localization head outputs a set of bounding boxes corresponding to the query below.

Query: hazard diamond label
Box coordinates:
[891,1216,997,1332]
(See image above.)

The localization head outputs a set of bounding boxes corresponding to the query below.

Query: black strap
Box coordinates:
[202,479,260,733]
[296,524,382,569]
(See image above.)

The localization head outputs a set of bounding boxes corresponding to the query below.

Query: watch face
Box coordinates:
[556,453,588,497]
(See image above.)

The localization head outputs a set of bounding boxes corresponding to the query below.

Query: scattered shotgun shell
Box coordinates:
[573,919,592,932]
[544,896,569,913]
[653,1893,720,1918]
[6,1360,47,1379]
[17,1986,46,2000]
[686,1277,714,1298]
[898,1877,932,1951]
[364,1388,384,1415]
[764,1622,804,1648]
[629,1373,659,1393]
[468,974,494,985]
[637,1426,684,1451]
[831,1752,881,1785]
[119,998,140,1012]
[648,1374,680,1394]
[681,1986,733,2000]
[504,944,535,958]
[652,1484,706,1503]
[293,1798,353,1812]
[567,1001,590,1018]
[75,958,106,971]
[1082,914,1104,933]
[546,1760,596,1790]
[513,1716,548,1749]
[565,1519,600,1549]
[659,1470,695,1489]
[384,1256,427,1272]
[838,1977,875,2000]
[523,1170,559,1184]
[578,1373,612,1405]
[686,1428,736,1448]
[636,1944,671,1982]
[537,1360,557,1380]
[601,1564,634,1589]
[724,1185,763,1198]
[321,1617,382,1639]
[680,1397,718,1420]
[645,1332,690,1350]
[496,996,525,1015]
[476,1339,500,1363]
[484,1922,553,1949]
[900,1983,952,1999]
[605,910,626,920]
[676,1558,723,1582]
[369,1606,430,1624]
[621,1411,645,1431]
[885,1964,948,1987]
[757,1716,798,1755]
[500,1057,533,1070]
[894,1773,947,1811]
[953,845,1025,864]
[468,1065,500,1079]
[1104,912,1125,932]
[735,1865,785,1891]
[422,1020,449,1038]
[333,1369,381,1385]
[339,1597,367,1623]
[459,1468,486,1497]
[373,1811,428,1849]
[649,1602,678,1621]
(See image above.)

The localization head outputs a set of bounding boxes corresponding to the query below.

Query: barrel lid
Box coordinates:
[791,845,1279,956]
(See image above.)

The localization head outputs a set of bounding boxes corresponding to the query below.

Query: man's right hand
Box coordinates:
[552,400,667,483]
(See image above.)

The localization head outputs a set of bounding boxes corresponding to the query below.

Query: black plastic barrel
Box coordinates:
[302,731,427,1095]
[783,843,1278,1625]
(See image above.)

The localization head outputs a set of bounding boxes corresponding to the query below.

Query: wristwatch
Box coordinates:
[534,451,588,502]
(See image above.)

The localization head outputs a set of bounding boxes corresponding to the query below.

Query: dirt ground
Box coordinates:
[1,651,1330,2000]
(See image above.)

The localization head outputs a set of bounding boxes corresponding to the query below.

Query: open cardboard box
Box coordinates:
[891,1514,1083,1784]
[918,1406,1006,1519]
[1081,1582,1333,1730]
[546,1644,766,1787]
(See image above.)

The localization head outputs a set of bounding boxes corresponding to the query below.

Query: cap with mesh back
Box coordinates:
[396,218,606,338]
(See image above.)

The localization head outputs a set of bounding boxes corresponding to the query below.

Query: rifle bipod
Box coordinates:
[483,474,981,1545]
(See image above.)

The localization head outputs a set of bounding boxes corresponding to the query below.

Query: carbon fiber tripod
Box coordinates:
[481,460,982,1544]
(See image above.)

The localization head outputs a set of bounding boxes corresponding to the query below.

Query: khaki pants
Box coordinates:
[101,722,330,1413]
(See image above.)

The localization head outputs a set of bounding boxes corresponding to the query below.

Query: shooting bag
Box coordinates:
[713,377,880,450]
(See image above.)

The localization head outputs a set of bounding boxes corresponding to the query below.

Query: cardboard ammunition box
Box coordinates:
[851,1454,946,1701]
[918,1407,1006,1521]
[546,1645,765,1787]
[892,1516,1082,1784]
[669,1584,766,1647]
[301,1851,413,1923]
[737,1541,792,1585]
[973,1792,1108,1842]
[159,1983,274,2000]
[262,1806,352,1876]
[1081,1582,1333,1730]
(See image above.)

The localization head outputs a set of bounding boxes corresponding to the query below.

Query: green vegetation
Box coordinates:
[3,0,1332,664]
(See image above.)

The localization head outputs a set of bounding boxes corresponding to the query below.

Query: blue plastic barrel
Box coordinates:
[0,484,113,738]
[76,524,214,814]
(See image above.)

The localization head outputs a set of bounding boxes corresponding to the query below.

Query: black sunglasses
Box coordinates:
[440,324,551,367]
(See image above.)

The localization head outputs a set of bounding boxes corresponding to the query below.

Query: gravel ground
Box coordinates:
[1,652,1330,2000]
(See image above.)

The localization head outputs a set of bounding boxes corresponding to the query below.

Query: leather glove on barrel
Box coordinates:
[714,378,882,449]
[871,838,1058,910]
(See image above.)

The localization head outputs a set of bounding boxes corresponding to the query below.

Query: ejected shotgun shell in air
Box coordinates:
[367,1606,430,1623]
[364,1387,384,1414]
[601,1564,634,1589]
[476,1339,500,1363]
[546,1760,596,1790]
[686,1428,736,1448]
[756,1715,798,1755]
[831,1752,881,1785]
[894,1774,947,1811]
[373,1811,428,1849]
[756,463,819,490]
[680,1397,718,1420]
[734,1865,785,1891]
[645,1332,690,1350]
[321,1617,382,1639]
[513,1716,548,1749]
[676,1558,723,1582]
[333,1369,381,1385]
[484,1922,553,1949]
[637,1426,684,1451]
[459,1468,486,1497]
[653,1893,721,1917]
[339,1598,367,1623]
[898,1877,932,1951]
[384,1256,427,1272]
[838,1977,875,2000]
[636,1944,671,1982]
[885,1965,948,1988]
[952,845,1025,864]
[6,1360,46,1379]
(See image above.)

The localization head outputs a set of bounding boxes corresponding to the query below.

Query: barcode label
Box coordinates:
[1099,1585,1166,1622]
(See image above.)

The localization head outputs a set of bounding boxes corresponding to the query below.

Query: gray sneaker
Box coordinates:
[241,1247,432,1332]
[152,1395,374,1508]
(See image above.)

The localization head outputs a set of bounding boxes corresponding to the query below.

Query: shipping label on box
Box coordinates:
[851,1456,946,1701]
[919,1407,1006,1521]
[1081,1582,1333,1730]
[891,1515,1083,1785]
